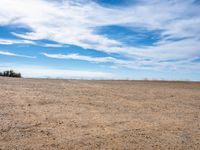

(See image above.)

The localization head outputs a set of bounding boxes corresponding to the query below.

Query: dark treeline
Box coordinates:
[0,70,21,78]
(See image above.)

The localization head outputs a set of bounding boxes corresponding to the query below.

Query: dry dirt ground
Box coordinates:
[0,77,199,150]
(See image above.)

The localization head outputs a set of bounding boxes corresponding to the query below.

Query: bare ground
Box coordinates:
[0,77,199,150]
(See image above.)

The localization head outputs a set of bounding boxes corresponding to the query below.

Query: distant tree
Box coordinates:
[3,70,9,77]
[0,70,21,78]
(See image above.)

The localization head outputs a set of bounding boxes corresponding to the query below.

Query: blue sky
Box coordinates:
[0,0,200,80]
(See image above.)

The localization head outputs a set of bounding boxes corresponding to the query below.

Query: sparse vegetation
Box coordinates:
[0,70,21,78]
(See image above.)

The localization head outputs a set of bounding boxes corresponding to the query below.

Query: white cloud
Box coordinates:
[0,38,66,48]
[0,50,36,59]
[42,52,129,64]
[0,0,199,68]
[0,38,36,45]
[41,43,64,47]
[42,52,200,71]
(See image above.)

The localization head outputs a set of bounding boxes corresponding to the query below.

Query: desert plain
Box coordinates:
[0,77,199,150]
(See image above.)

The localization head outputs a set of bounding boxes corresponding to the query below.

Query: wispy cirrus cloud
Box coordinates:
[0,38,64,48]
[42,52,129,64]
[42,52,200,71]
[0,50,36,59]
[0,38,36,45]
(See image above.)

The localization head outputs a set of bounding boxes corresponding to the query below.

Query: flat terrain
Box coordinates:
[0,77,199,150]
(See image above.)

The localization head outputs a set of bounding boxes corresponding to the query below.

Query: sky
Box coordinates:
[0,0,200,80]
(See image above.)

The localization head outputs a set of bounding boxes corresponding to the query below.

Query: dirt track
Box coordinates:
[0,77,199,150]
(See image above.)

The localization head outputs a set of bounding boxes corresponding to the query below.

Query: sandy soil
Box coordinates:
[0,77,199,150]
